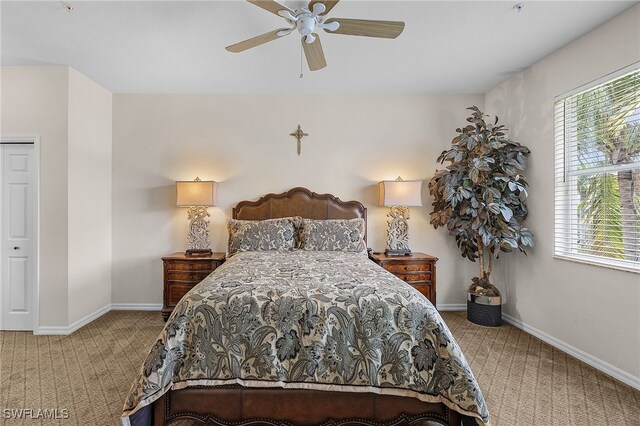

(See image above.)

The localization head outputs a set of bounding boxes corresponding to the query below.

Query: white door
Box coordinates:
[1,144,36,331]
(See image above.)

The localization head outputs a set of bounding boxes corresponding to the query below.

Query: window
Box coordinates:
[554,65,640,273]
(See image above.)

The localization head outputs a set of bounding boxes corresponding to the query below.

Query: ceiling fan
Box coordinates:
[225,0,405,71]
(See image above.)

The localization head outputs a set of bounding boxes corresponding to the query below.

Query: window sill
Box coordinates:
[553,254,640,274]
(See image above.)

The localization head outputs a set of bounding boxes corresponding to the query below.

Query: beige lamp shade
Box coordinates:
[378,179,423,207]
[176,180,216,206]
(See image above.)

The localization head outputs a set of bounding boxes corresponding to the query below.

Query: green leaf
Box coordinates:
[500,206,513,222]
[469,168,480,183]
[487,187,501,198]
[487,203,501,214]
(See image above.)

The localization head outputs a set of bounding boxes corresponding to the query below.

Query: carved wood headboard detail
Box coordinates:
[232,187,367,242]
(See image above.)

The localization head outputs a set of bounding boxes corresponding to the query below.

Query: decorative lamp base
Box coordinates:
[186,206,211,252]
[386,206,411,254]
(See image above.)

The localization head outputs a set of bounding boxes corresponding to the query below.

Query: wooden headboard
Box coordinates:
[232,187,367,241]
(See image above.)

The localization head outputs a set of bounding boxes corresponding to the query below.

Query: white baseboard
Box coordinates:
[111,303,162,311]
[34,325,72,335]
[34,303,161,335]
[502,313,640,391]
[437,303,466,311]
[35,304,111,336]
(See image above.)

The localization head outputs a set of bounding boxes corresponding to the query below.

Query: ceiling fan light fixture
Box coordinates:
[297,15,317,36]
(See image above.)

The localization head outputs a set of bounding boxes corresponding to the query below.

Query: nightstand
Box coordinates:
[161,252,225,321]
[369,252,438,306]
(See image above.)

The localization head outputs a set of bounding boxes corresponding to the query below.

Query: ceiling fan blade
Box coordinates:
[226,28,290,53]
[308,0,340,15]
[247,0,294,17]
[324,18,405,39]
[302,34,327,71]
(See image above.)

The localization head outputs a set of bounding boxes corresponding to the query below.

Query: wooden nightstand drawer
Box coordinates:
[385,263,431,273]
[167,271,213,281]
[162,252,225,321]
[167,283,196,305]
[396,272,431,282]
[410,283,433,300]
[369,252,438,306]
[165,261,219,272]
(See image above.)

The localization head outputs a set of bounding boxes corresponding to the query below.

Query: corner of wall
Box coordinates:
[66,67,114,325]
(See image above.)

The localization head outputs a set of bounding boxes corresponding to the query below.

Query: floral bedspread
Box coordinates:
[122,251,489,425]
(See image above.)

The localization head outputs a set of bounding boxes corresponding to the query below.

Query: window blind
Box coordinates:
[554,65,640,273]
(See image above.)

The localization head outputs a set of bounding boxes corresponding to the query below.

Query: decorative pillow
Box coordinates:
[298,218,366,253]
[227,218,296,256]
[290,216,304,248]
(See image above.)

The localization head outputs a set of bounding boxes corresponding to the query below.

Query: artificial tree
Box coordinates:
[428,106,534,303]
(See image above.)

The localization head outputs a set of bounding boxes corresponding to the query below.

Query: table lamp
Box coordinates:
[176,177,216,256]
[378,177,423,255]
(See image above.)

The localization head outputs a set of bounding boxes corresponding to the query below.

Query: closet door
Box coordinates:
[1,144,35,331]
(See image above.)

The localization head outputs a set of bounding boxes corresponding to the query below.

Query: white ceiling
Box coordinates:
[1,1,637,94]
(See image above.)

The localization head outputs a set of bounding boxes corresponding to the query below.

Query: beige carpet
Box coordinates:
[0,310,638,425]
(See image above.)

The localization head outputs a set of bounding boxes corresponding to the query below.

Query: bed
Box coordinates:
[122,188,489,426]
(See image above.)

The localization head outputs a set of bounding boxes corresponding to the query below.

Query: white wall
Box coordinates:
[111,94,484,306]
[485,5,640,383]
[0,66,70,327]
[67,68,113,324]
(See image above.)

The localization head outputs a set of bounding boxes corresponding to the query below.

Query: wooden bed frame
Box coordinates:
[149,188,476,426]
[232,187,368,243]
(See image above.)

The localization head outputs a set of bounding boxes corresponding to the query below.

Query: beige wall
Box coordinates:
[1,66,113,329]
[485,6,640,382]
[0,66,70,327]
[67,68,113,324]
[111,94,484,306]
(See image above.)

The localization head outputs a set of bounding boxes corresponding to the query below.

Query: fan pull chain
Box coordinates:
[300,40,304,79]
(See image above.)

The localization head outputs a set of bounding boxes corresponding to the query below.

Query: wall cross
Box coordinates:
[289,125,308,156]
